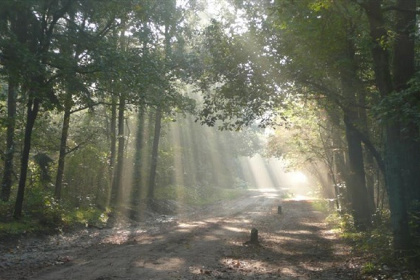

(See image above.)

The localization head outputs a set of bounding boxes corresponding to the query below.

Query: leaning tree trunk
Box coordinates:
[1,77,17,202]
[14,97,40,219]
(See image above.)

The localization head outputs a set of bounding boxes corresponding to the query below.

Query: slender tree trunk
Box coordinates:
[14,97,40,219]
[54,93,72,200]
[110,95,125,208]
[328,110,348,210]
[148,107,162,200]
[1,77,17,202]
[109,95,117,174]
[131,106,145,214]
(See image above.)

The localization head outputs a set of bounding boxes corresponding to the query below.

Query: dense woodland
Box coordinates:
[0,0,420,267]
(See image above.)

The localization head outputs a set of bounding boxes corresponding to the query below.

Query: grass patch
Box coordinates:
[0,219,48,238]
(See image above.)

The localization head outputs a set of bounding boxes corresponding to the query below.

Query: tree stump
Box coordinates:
[277,205,282,214]
[250,228,258,243]
[244,228,260,245]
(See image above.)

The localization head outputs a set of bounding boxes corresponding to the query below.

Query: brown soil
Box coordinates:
[1,189,361,279]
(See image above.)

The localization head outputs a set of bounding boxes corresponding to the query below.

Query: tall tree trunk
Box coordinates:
[131,106,145,214]
[148,107,162,200]
[344,115,372,230]
[340,35,373,229]
[364,0,411,251]
[110,95,125,208]
[328,110,348,210]
[393,0,420,204]
[109,95,117,175]
[54,9,77,201]
[13,97,40,219]
[1,77,17,202]
[358,90,376,211]
[54,94,72,200]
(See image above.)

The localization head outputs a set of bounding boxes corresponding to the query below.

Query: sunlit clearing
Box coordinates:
[240,156,316,198]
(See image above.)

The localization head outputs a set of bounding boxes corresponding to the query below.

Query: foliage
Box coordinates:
[327,208,406,269]
[194,17,285,130]
[0,192,108,237]
[373,73,420,127]
[64,144,110,207]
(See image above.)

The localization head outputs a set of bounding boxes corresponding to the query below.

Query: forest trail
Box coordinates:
[1,189,360,279]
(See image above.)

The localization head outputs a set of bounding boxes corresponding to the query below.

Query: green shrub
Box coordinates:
[361,262,377,275]
[62,207,108,228]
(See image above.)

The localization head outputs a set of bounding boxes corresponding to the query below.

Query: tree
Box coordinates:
[0,0,128,216]
[8,1,71,218]
[359,0,418,251]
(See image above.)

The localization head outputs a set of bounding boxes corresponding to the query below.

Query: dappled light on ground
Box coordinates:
[8,189,361,280]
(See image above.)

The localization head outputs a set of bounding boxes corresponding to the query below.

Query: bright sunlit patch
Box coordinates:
[240,155,277,189]
[177,221,205,229]
[289,171,308,184]
[293,194,310,201]
[222,225,245,233]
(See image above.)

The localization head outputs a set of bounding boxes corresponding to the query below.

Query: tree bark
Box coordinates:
[54,94,72,200]
[131,106,145,214]
[344,115,372,230]
[363,0,412,251]
[358,89,376,211]
[147,107,162,200]
[392,0,420,204]
[339,32,374,229]
[110,95,125,208]
[1,77,17,202]
[109,95,117,175]
[14,97,40,219]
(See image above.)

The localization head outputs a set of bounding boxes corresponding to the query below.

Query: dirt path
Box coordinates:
[1,189,360,279]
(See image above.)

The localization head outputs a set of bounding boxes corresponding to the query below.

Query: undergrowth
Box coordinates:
[1,184,246,238]
[0,196,108,239]
[326,208,420,279]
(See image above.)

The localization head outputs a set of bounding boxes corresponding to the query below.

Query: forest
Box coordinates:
[0,0,420,279]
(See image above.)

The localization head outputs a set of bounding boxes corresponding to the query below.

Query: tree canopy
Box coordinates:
[0,0,419,262]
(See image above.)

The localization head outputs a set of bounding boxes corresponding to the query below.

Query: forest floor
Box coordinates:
[0,188,409,280]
